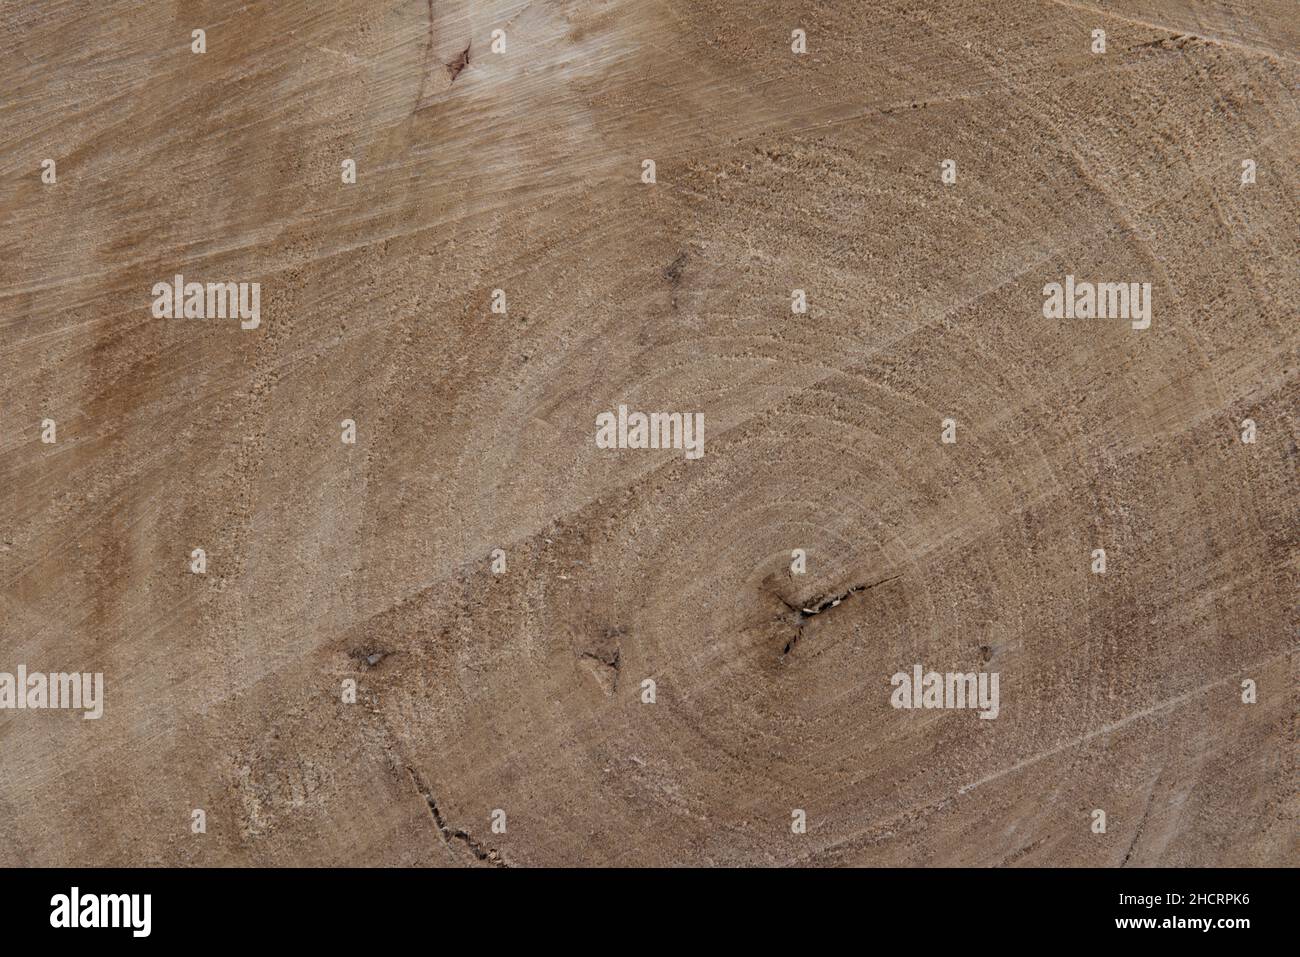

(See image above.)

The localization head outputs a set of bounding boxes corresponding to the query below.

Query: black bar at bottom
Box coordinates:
[0,867,1279,942]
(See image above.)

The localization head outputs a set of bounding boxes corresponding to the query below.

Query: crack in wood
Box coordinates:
[776,574,903,657]
[405,765,507,867]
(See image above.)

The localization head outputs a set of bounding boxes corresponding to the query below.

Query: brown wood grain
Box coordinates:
[0,0,1296,866]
